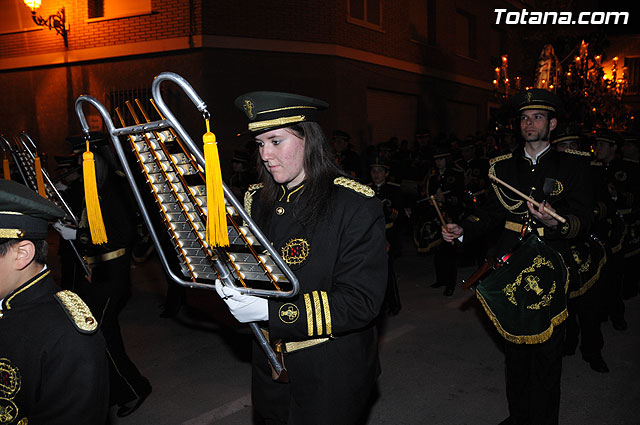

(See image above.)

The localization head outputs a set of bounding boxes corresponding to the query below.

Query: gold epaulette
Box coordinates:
[489,153,512,166]
[334,177,374,197]
[244,183,263,216]
[55,290,98,334]
[564,148,592,157]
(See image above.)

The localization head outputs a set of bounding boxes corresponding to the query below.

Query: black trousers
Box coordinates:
[75,253,151,406]
[602,251,625,323]
[504,323,566,425]
[251,329,379,425]
[564,284,604,361]
[434,241,457,289]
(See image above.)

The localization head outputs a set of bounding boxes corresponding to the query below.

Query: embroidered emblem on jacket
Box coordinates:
[550,180,563,196]
[282,238,310,265]
[279,303,299,323]
[615,170,627,182]
[0,358,21,424]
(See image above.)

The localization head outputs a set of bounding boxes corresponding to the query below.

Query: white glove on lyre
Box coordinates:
[53,222,78,241]
[215,280,269,323]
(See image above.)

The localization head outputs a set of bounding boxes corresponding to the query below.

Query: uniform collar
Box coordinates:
[523,143,551,165]
[1,266,50,311]
[278,182,305,203]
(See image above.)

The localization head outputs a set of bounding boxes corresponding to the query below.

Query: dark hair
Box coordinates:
[256,122,347,226]
[0,239,48,265]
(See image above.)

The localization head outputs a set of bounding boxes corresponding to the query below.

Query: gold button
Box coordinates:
[276,206,285,215]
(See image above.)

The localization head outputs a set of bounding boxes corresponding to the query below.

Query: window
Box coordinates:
[348,0,381,28]
[409,0,436,45]
[625,57,640,95]
[455,9,476,59]
[88,0,151,20]
[489,26,506,65]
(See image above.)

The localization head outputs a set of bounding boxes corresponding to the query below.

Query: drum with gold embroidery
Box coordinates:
[413,217,443,254]
[567,235,607,299]
[475,234,569,344]
[621,215,640,259]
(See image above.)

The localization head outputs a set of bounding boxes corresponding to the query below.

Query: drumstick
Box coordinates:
[488,174,567,224]
[430,195,455,245]
[429,195,448,227]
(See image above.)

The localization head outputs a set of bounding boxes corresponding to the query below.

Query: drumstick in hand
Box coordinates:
[430,195,454,244]
[488,174,566,224]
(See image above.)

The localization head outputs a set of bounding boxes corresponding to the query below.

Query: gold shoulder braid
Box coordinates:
[244,183,264,216]
[488,158,524,213]
[55,290,98,334]
[489,153,512,166]
[334,177,374,198]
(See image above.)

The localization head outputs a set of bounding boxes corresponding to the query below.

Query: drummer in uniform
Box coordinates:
[426,146,464,296]
[593,129,639,331]
[0,180,109,424]
[442,88,593,425]
[552,125,610,373]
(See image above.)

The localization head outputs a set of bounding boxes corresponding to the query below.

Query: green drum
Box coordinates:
[476,234,569,344]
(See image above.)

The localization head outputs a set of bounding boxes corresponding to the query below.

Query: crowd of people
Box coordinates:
[1,86,638,425]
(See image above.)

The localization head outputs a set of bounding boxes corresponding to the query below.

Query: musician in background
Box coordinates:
[593,130,638,331]
[552,126,610,373]
[217,91,387,425]
[426,146,464,296]
[442,89,593,425]
[0,180,109,425]
[59,143,152,417]
[368,157,404,315]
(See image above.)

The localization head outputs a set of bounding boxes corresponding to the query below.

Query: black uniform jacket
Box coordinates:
[246,177,387,342]
[426,167,465,220]
[0,270,109,425]
[462,146,593,259]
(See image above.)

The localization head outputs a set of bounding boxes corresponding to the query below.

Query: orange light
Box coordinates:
[592,107,597,112]
[575,57,581,62]
[23,0,41,10]
[502,55,508,62]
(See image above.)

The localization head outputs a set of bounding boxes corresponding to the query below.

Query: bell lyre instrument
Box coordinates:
[4,131,91,277]
[74,72,299,378]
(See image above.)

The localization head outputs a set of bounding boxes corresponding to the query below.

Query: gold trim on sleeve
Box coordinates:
[320,291,332,335]
[312,291,323,335]
[304,293,313,337]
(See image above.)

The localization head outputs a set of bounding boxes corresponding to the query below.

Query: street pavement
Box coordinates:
[98,243,639,425]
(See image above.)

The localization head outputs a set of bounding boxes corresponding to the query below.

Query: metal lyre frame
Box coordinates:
[8,132,91,277]
[74,71,299,376]
[1,135,28,185]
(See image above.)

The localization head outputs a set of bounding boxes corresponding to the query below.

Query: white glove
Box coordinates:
[53,222,77,241]
[215,280,269,323]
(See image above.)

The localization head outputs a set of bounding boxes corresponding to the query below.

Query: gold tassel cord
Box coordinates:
[203,118,229,247]
[82,141,108,244]
[3,154,10,180]
[34,156,46,197]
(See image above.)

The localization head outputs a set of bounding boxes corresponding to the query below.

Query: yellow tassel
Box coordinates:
[3,154,10,180]
[203,119,229,247]
[82,141,108,245]
[34,156,46,197]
